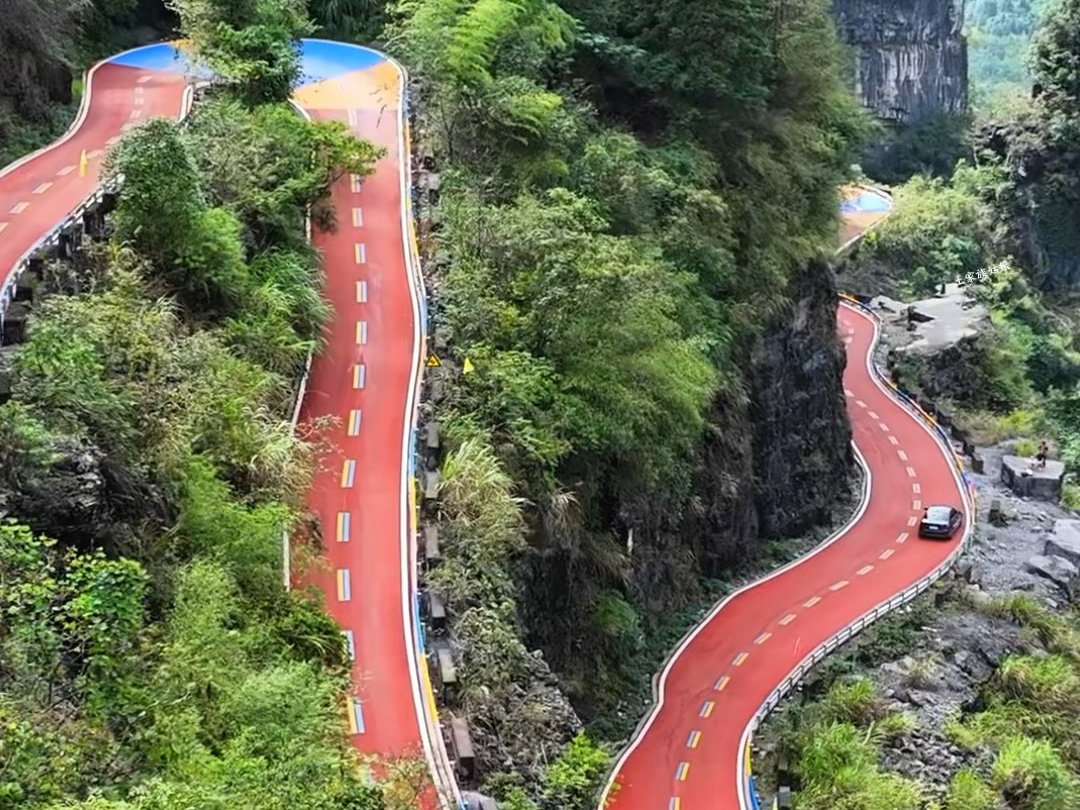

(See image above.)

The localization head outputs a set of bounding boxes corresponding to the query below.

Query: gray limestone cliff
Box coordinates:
[832,0,968,125]
[628,258,854,593]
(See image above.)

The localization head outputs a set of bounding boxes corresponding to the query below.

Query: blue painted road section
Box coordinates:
[841,190,892,214]
[297,39,386,86]
[103,39,387,88]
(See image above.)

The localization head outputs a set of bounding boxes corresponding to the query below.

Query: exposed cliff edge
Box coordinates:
[625,258,854,602]
[832,0,968,125]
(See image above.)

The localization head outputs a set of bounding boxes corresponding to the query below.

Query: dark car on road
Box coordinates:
[918,505,963,539]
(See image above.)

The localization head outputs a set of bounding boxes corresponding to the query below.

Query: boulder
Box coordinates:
[1024,554,1078,593]
[1000,455,1065,501]
[1045,520,1080,567]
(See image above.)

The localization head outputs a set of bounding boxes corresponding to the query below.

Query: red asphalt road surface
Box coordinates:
[292,61,434,789]
[603,303,967,810]
[0,62,186,281]
[2,45,433,796]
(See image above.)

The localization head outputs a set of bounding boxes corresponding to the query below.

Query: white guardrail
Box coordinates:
[738,291,979,810]
[0,77,196,337]
[1,42,463,810]
[595,186,978,810]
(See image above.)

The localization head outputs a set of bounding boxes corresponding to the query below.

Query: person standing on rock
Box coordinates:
[1036,440,1049,469]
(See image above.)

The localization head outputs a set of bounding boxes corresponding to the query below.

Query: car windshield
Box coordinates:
[926,506,952,522]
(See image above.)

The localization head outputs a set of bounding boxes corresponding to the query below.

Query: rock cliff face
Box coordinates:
[832,0,968,125]
[632,258,854,593]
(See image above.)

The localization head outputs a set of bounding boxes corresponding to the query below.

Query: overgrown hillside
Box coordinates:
[389,0,872,791]
[2,0,882,807]
[0,2,400,808]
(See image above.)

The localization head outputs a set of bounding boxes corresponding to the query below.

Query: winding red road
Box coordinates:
[600,300,971,810]
[4,42,972,810]
[0,49,187,290]
[1,41,444,806]
[290,50,439,788]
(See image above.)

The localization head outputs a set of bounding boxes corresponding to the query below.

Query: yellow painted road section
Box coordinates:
[291,64,401,112]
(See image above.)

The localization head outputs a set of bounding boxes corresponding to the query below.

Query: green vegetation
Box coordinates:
[966,0,1051,117]
[772,677,925,810]
[777,594,1080,809]
[0,3,400,808]
[387,0,871,798]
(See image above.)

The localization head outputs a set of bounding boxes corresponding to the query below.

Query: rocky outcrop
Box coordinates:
[649,258,854,584]
[832,0,968,125]
[0,437,173,557]
[1001,455,1065,501]
[871,288,1009,410]
[750,258,854,537]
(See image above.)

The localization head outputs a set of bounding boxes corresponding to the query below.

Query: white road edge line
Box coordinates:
[731,302,974,810]
[597,386,876,809]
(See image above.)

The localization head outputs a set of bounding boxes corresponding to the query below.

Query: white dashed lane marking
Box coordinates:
[804,596,821,608]
[879,422,890,431]
[829,580,849,591]
[906,466,917,477]
[889,436,899,445]
[857,565,874,576]
[896,532,909,543]
[898,450,908,461]
[868,411,879,420]
[912,483,921,494]
[855,400,867,408]
[880,549,895,560]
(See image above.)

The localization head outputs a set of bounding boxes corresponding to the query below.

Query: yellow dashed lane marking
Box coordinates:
[734,652,749,666]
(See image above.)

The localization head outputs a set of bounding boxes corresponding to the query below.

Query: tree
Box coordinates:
[168,0,314,106]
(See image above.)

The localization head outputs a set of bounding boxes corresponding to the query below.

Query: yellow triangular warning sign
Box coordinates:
[426,354,441,368]
[462,357,474,374]
[79,149,88,178]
